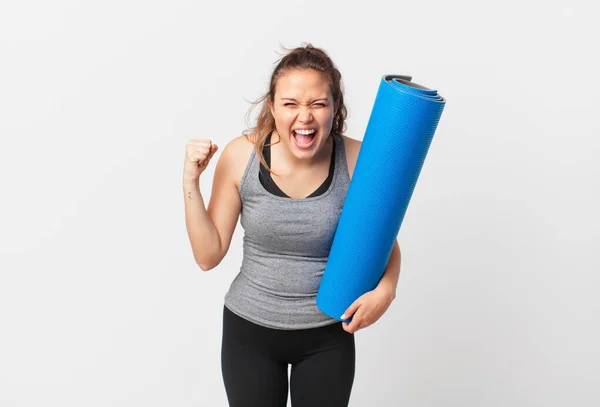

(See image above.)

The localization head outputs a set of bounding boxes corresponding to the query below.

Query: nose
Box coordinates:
[298,104,313,122]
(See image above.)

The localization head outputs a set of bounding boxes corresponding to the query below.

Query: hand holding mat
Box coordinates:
[316,75,446,322]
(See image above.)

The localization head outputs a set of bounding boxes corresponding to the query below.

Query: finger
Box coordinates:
[187,139,212,145]
[346,317,362,334]
[347,304,367,332]
[188,155,207,165]
[342,320,360,334]
[188,147,210,160]
[208,144,219,159]
[191,145,211,153]
[186,142,211,155]
[341,300,361,321]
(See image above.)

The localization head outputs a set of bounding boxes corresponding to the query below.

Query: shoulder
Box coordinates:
[341,135,362,180]
[216,134,255,189]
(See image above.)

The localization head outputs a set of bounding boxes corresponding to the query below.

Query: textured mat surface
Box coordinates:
[316,75,446,321]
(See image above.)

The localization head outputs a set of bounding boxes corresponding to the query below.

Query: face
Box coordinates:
[268,69,337,160]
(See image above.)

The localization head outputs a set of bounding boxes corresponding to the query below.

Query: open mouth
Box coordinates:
[293,129,317,149]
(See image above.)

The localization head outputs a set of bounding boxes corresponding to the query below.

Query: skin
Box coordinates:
[195,68,402,334]
[267,68,338,170]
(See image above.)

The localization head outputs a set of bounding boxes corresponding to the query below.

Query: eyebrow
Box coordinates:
[280,98,328,102]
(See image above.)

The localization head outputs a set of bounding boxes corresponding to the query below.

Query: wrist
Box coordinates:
[375,282,396,301]
[183,177,200,188]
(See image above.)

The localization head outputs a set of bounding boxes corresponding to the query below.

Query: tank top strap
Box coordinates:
[332,133,349,184]
[238,133,349,200]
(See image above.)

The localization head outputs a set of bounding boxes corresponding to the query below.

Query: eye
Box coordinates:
[313,103,326,107]
[284,103,296,107]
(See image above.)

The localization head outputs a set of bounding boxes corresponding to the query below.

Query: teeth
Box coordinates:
[294,129,315,135]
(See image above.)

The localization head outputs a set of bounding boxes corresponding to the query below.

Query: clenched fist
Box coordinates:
[183,138,219,183]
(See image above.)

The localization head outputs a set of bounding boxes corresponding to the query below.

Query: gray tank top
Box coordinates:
[224,133,350,330]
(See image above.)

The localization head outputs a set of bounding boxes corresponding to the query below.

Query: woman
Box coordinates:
[183,43,401,407]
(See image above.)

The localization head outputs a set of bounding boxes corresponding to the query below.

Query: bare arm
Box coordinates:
[376,240,401,299]
[183,181,223,270]
[183,137,246,271]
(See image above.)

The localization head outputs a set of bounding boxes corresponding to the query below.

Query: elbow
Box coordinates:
[197,255,222,272]
[198,263,212,272]
[197,260,217,272]
[194,243,226,272]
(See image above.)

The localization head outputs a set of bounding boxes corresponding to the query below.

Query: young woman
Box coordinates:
[183,43,401,407]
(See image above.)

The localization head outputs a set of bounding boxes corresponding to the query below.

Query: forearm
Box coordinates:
[183,179,222,270]
[376,241,401,298]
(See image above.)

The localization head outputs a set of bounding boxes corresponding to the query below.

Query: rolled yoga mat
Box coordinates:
[316,74,446,321]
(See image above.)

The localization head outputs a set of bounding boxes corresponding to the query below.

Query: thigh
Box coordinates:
[221,306,289,407]
[289,324,356,407]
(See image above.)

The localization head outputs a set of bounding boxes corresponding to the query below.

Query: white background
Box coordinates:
[1,0,599,406]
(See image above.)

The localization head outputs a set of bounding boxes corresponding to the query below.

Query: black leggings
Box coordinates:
[221,305,356,407]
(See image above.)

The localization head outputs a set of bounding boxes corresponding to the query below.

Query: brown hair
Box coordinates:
[241,43,347,175]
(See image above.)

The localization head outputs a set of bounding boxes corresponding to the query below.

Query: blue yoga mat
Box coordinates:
[316,74,446,321]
